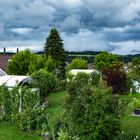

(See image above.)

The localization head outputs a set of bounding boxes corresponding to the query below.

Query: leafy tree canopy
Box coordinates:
[94,51,120,71]
[67,58,88,70]
[7,49,31,75]
[44,55,56,73]
[7,49,44,75]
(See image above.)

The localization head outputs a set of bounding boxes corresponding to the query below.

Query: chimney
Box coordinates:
[3,47,6,55]
[17,48,19,53]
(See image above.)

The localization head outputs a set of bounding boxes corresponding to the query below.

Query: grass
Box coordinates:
[0,90,140,139]
[0,91,68,140]
[47,90,68,120]
[48,90,140,137]
[121,93,140,137]
[48,91,140,137]
[0,123,42,140]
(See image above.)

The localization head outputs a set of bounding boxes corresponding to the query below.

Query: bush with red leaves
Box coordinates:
[102,64,129,94]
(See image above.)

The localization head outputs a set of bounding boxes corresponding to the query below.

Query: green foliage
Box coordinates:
[7,49,45,75]
[56,79,67,91]
[7,49,31,75]
[44,55,56,73]
[90,72,100,86]
[133,100,140,109]
[0,123,42,140]
[0,85,12,120]
[0,85,50,135]
[67,72,100,88]
[28,54,45,75]
[31,69,57,103]
[94,51,130,94]
[130,57,140,91]
[67,58,88,70]
[17,105,49,134]
[44,28,66,79]
[64,74,125,140]
[94,51,119,71]
[0,86,40,122]
[131,57,140,80]
[113,131,138,140]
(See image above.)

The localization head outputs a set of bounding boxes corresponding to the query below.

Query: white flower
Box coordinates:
[134,97,136,100]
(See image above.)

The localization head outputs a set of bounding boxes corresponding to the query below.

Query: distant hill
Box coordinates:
[65,51,140,63]
[2,51,140,63]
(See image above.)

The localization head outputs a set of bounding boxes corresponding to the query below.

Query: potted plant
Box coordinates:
[133,101,140,115]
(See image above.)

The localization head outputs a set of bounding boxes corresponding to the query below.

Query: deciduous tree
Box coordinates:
[94,51,119,71]
[67,58,88,70]
[7,49,31,75]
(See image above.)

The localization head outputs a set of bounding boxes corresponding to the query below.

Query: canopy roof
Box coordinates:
[0,75,30,87]
[70,69,99,76]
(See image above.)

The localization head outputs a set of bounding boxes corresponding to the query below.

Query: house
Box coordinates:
[0,68,7,76]
[0,53,13,72]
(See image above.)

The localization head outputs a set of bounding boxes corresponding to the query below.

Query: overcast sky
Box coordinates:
[0,0,140,55]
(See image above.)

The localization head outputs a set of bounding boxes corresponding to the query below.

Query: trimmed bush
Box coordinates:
[31,69,57,104]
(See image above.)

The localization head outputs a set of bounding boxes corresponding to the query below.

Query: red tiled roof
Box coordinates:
[0,54,13,72]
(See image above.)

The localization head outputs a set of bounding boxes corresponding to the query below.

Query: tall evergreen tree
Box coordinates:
[44,28,66,79]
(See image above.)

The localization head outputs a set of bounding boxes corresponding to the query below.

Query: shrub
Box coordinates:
[67,72,100,88]
[63,74,126,140]
[113,131,138,140]
[0,85,12,121]
[16,105,49,135]
[31,69,57,104]
[0,85,40,122]
[56,79,67,91]
[0,85,50,135]
[102,64,130,94]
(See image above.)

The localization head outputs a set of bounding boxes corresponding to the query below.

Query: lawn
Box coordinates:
[48,91,140,137]
[0,123,42,140]
[121,93,140,137]
[0,91,68,140]
[47,90,68,120]
[0,91,140,139]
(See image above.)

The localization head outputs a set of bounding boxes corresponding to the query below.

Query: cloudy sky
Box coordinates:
[0,0,140,55]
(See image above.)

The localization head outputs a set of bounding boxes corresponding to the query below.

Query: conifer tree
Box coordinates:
[44,28,66,79]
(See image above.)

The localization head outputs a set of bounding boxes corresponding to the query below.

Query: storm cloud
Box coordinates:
[0,0,140,54]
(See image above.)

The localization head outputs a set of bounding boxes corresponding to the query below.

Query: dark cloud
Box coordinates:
[0,0,140,54]
[131,49,140,54]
